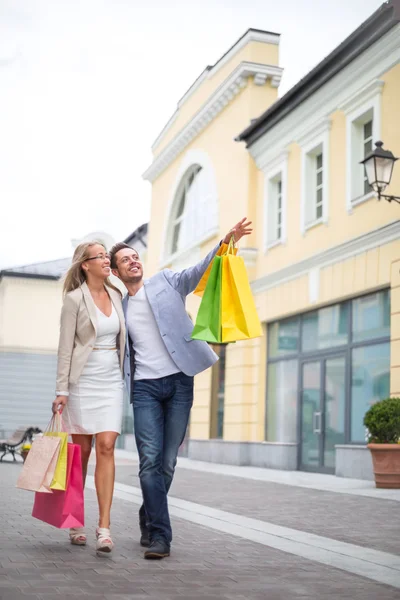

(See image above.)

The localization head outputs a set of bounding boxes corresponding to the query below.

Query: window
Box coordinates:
[363,120,373,196]
[164,150,219,262]
[352,290,390,343]
[170,165,202,255]
[269,318,299,358]
[266,360,298,443]
[264,155,287,251]
[351,342,390,442]
[265,175,283,247]
[348,110,376,205]
[315,153,323,220]
[304,145,325,227]
[343,79,383,210]
[210,345,227,439]
[302,304,349,352]
[299,122,330,233]
[266,289,390,451]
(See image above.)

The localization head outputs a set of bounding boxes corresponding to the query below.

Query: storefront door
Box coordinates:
[300,355,346,473]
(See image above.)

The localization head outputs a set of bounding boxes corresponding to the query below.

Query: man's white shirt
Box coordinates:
[126,286,180,380]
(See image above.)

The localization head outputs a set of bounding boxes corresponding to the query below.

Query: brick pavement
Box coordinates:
[1,461,400,599]
[112,462,400,555]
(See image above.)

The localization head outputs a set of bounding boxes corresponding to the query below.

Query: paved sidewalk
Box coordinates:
[111,452,400,555]
[2,456,400,599]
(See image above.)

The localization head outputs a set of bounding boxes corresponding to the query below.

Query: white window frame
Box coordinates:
[362,120,374,197]
[299,119,330,235]
[160,149,219,267]
[342,80,384,212]
[170,164,202,255]
[263,153,288,252]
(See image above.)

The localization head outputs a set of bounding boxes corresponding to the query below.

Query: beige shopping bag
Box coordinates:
[16,435,61,493]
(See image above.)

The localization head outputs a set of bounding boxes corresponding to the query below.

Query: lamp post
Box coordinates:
[360,141,400,204]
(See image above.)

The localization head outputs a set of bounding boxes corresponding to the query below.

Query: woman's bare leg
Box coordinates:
[71,434,93,487]
[95,432,119,529]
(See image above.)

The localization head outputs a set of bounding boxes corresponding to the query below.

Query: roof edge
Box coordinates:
[236,0,400,146]
[151,27,280,152]
[0,271,60,281]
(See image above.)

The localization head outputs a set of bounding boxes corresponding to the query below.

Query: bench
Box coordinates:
[0,426,42,462]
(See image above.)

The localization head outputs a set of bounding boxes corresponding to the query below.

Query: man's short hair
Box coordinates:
[109,242,138,269]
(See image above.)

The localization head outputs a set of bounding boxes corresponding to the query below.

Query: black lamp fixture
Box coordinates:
[360,141,399,204]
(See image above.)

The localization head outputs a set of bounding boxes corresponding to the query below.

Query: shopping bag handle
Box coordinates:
[226,236,236,255]
[44,411,66,434]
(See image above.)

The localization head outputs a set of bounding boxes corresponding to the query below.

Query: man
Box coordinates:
[110,218,252,559]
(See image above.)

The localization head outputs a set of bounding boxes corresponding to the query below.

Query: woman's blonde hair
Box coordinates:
[63,241,122,296]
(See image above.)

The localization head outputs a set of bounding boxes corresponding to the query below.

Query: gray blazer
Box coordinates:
[122,243,220,401]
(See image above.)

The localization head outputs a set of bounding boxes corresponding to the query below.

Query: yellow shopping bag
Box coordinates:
[194,242,237,297]
[221,246,262,343]
[44,412,68,490]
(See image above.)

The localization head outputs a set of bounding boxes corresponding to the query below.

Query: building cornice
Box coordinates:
[339,79,384,115]
[248,25,400,171]
[143,61,284,183]
[295,117,332,149]
[151,29,280,152]
[210,29,280,79]
[251,220,400,295]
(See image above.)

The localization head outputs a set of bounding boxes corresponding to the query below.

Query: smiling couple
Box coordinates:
[52,218,252,558]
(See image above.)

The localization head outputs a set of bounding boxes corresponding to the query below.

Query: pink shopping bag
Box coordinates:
[32,443,84,529]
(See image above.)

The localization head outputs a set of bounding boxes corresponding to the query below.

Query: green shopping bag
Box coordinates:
[191,255,222,343]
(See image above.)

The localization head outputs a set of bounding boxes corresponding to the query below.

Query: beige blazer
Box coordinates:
[55,282,126,395]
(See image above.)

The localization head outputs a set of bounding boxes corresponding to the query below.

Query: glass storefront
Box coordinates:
[351,342,390,442]
[210,344,227,439]
[266,289,390,472]
[267,360,298,443]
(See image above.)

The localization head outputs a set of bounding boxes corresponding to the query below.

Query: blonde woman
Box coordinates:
[52,242,125,555]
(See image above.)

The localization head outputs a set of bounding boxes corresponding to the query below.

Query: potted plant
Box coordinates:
[364,397,400,489]
[21,443,31,462]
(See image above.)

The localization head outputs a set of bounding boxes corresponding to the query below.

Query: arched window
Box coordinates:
[164,151,218,260]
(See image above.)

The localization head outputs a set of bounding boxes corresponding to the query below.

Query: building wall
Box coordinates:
[253,63,400,281]
[0,277,63,353]
[0,277,63,436]
[146,78,276,279]
[145,24,400,451]
[145,37,283,442]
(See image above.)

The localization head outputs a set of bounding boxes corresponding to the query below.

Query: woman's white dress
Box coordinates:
[67,304,124,435]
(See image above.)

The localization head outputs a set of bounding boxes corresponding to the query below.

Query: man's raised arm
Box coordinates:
[164,218,252,297]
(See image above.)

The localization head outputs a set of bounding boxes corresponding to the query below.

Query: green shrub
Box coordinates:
[364,397,400,444]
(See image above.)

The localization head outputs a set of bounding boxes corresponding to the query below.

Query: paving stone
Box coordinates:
[113,462,400,555]
[1,462,399,600]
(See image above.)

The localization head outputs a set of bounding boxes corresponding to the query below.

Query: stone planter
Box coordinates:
[21,449,30,462]
[367,443,400,488]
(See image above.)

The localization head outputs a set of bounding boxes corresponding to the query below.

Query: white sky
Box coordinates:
[0,0,383,269]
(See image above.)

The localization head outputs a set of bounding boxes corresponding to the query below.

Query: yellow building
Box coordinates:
[144,2,400,478]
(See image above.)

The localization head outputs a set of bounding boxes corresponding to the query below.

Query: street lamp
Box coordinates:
[360,141,400,204]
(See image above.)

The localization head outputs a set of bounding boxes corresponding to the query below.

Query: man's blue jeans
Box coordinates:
[132,372,193,545]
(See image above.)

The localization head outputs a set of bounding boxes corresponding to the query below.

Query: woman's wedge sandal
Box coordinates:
[96,527,114,555]
[69,528,87,546]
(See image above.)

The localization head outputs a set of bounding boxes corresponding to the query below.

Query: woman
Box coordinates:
[52,242,125,555]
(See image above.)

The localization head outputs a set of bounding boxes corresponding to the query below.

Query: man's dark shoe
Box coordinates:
[144,539,170,560]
